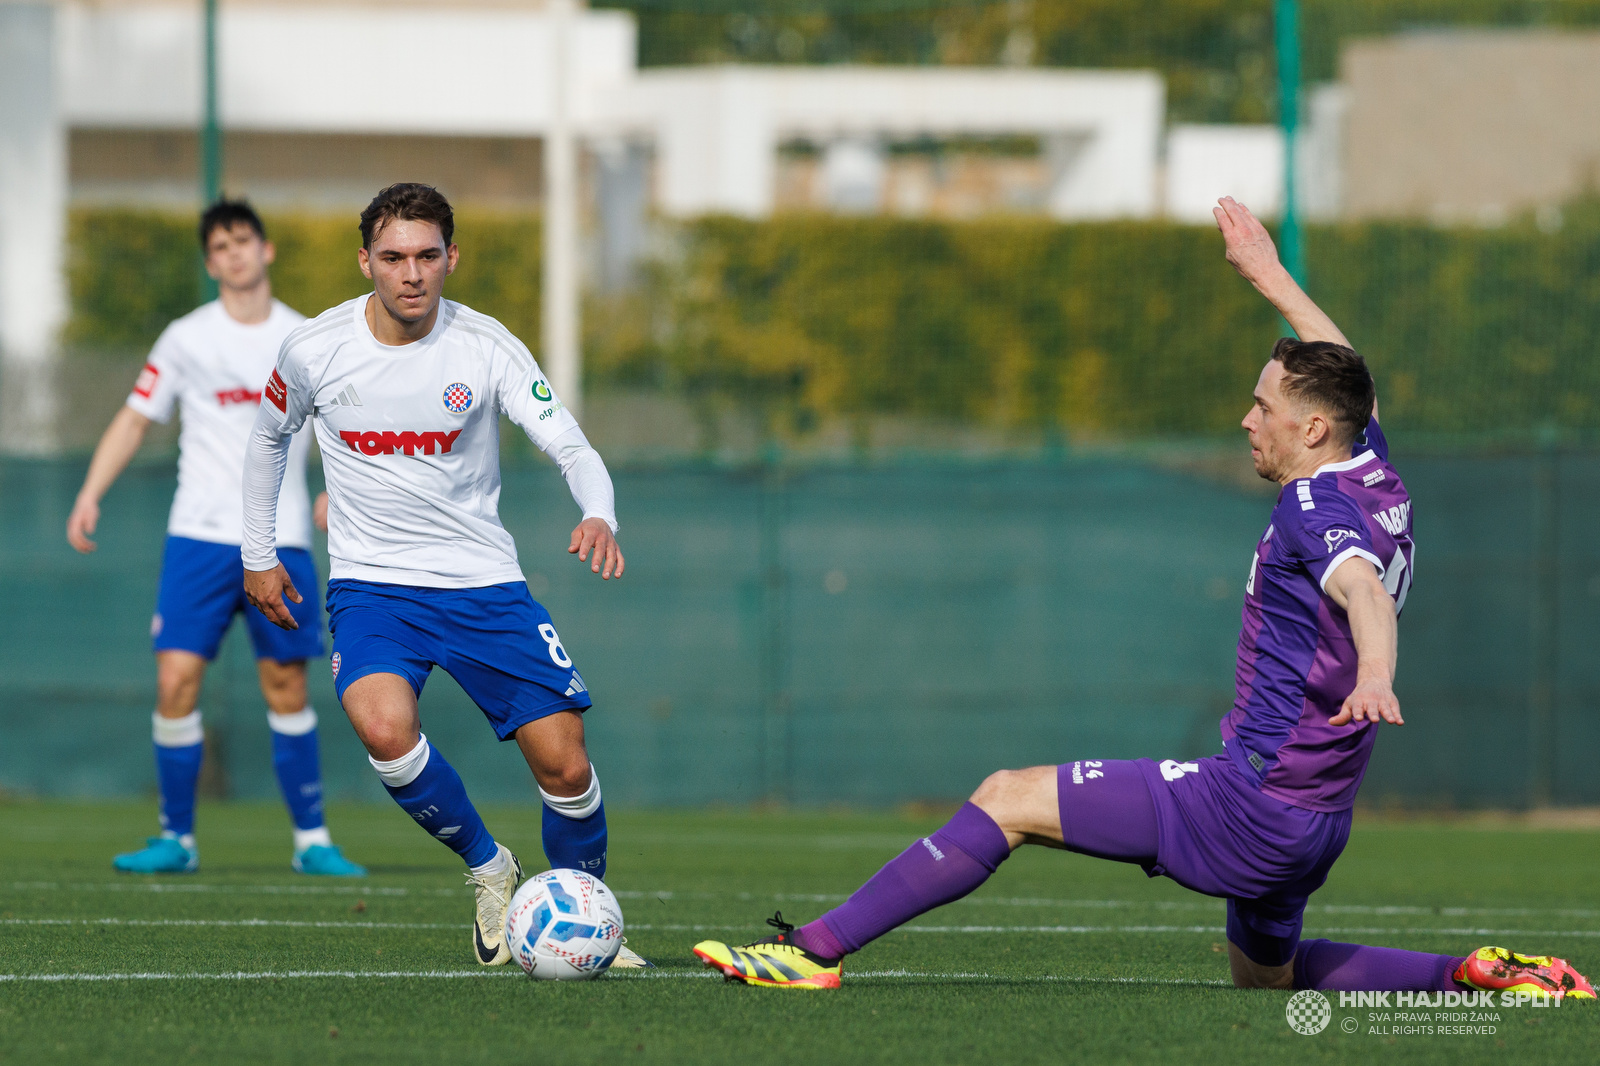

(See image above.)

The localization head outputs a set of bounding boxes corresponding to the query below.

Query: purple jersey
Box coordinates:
[1223,418,1414,812]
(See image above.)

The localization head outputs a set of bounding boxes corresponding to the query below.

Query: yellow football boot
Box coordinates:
[694,913,843,989]
[1454,947,1595,999]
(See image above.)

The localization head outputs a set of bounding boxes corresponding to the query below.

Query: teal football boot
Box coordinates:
[112,835,198,874]
[293,844,367,877]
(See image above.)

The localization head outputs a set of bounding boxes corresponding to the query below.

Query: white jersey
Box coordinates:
[241,295,617,588]
[126,300,314,550]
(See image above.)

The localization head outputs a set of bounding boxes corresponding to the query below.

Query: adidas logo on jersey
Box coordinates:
[328,384,363,407]
[338,429,463,456]
[564,673,588,697]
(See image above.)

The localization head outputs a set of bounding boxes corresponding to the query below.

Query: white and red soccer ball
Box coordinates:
[505,869,624,980]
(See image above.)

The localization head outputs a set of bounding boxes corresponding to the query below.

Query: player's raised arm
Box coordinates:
[241,362,308,627]
[1214,197,1352,349]
[1323,556,1402,728]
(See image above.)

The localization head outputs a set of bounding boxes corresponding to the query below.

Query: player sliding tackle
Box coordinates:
[694,197,1595,998]
[241,184,644,968]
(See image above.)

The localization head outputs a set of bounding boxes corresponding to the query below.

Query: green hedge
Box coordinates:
[67,211,540,351]
[596,212,1600,437]
[68,208,1600,438]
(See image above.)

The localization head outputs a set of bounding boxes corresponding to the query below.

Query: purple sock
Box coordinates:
[1295,939,1469,992]
[793,803,1011,960]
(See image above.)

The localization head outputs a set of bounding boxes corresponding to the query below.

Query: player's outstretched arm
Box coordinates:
[1323,557,1402,727]
[1214,196,1352,348]
[67,405,152,553]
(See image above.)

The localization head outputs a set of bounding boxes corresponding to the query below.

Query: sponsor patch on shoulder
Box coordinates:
[1362,468,1386,486]
[264,369,288,412]
[133,363,160,399]
[1323,528,1362,553]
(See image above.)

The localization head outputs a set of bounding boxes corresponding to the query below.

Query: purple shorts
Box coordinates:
[1057,754,1352,967]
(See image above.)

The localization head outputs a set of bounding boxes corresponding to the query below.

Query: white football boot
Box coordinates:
[465,845,523,965]
[612,940,652,968]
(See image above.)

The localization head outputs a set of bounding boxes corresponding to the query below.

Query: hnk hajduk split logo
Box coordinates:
[1286,990,1332,1035]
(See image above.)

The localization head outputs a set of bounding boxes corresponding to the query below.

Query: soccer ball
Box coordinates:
[504,868,624,980]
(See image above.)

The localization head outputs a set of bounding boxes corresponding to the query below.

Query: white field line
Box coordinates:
[7,917,1600,939]
[2,918,459,930]
[0,969,1229,987]
[5,881,444,897]
[10,883,1599,922]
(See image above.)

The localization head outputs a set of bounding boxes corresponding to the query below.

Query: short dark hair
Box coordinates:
[1271,337,1376,447]
[199,198,265,248]
[359,183,455,250]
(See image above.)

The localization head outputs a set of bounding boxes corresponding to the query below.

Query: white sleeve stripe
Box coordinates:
[1319,545,1386,592]
[454,308,533,358]
[453,320,527,361]
[455,318,538,371]
[282,313,349,349]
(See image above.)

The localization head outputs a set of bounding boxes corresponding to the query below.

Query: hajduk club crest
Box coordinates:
[443,383,473,413]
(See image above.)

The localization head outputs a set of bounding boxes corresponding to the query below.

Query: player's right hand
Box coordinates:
[1214,196,1283,285]
[1329,677,1404,728]
[66,497,100,553]
[244,563,302,630]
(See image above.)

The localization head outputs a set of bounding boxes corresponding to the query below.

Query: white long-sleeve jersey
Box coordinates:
[241,295,617,588]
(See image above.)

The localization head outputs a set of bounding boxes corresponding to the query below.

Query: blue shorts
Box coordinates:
[1058,754,1351,968]
[153,535,325,662]
[325,579,592,740]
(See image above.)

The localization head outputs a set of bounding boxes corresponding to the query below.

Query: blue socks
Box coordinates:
[370,735,498,869]
[154,707,334,851]
[369,737,608,878]
[153,711,204,840]
[268,707,325,834]
[540,765,607,877]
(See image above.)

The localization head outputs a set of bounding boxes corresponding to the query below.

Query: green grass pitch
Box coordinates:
[1,800,1594,1064]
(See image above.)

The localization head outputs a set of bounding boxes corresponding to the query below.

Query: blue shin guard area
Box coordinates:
[542,800,607,878]
[381,745,497,869]
[270,728,325,832]
[155,741,204,837]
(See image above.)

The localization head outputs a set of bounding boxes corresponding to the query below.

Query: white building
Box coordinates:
[1,0,1192,450]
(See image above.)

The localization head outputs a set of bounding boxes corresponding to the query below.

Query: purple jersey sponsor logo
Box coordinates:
[1223,418,1415,812]
[1322,528,1362,553]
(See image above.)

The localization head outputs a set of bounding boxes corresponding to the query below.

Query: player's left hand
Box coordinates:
[569,517,623,580]
[313,492,330,532]
[1330,677,1403,727]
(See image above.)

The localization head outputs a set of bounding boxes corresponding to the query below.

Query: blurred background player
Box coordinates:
[691,198,1595,1000]
[66,200,365,878]
[239,183,645,967]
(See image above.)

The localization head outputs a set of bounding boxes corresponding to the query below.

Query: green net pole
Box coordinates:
[199,0,221,302]
[1275,0,1305,289]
